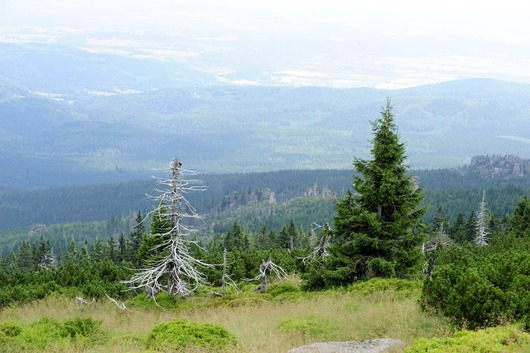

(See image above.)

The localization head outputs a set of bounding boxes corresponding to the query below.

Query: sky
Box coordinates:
[1,0,530,88]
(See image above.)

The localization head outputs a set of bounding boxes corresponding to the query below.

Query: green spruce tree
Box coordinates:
[450,212,467,243]
[508,195,530,237]
[223,222,249,251]
[137,202,171,264]
[129,211,145,264]
[66,236,78,263]
[18,240,34,271]
[254,224,270,250]
[277,220,299,251]
[322,99,425,286]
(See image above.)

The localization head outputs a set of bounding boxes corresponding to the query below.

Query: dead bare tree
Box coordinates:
[475,190,490,246]
[246,258,288,293]
[422,221,451,254]
[124,158,211,299]
[299,222,332,264]
[220,248,240,296]
[422,221,452,279]
[39,248,58,270]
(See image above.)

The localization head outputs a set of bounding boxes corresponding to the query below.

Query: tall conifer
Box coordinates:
[325,99,425,285]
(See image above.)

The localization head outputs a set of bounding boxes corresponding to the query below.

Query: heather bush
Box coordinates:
[405,325,530,352]
[146,318,237,352]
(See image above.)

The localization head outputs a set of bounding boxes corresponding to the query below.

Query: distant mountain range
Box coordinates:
[1,42,530,188]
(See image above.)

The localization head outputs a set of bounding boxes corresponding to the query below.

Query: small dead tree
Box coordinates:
[299,222,332,264]
[475,190,490,246]
[220,248,240,297]
[422,221,452,279]
[125,158,211,299]
[222,248,227,296]
[39,248,58,270]
[247,258,288,293]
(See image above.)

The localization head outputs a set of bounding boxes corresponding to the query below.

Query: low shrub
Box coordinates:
[348,278,422,297]
[405,325,530,352]
[0,282,60,309]
[0,316,104,352]
[267,281,307,301]
[18,318,64,349]
[146,318,237,352]
[268,281,301,296]
[277,315,338,339]
[422,236,530,329]
[0,323,22,337]
[61,317,102,339]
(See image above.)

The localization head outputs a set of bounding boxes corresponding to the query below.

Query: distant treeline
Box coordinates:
[1,168,529,229]
[0,169,355,231]
[0,168,529,256]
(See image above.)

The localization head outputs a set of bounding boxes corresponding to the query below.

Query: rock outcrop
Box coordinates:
[288,338,406,353]
[220,188,276,212]
[463,155,530,178]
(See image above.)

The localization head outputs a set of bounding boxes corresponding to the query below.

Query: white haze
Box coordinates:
[1,0,530,88]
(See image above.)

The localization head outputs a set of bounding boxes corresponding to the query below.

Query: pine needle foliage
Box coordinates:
[316,99,425,287]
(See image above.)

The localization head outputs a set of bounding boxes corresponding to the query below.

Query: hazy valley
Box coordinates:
[1,43,530,189]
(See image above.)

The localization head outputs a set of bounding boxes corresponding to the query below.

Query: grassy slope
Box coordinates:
[0,279,450,353]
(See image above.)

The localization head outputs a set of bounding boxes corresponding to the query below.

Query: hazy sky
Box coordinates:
[2,0,530,88]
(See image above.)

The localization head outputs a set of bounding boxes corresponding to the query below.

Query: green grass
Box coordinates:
[277,315,339,339]
[0,279,451,352]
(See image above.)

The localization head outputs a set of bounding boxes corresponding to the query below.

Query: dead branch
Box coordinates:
[75,296,96,306]
[76,296,89,305]
[105,294,128,311]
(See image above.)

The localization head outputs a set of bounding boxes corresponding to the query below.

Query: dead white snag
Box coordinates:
[299,222,332,264]
[475,190,490,246]
[422,221,452,279]
[124,158,211,300]
[246,258,288,293]
[221,248,227,296]
[221,248,240,296]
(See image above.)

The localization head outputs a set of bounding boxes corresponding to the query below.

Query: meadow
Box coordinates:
[0,279,451,353]
[3,278,530,353]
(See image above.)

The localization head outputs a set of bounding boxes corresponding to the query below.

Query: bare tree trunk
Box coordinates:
[475,190,490,246]
[260,271,267,293]
[168,159,182,296]
[221,248,227,296]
